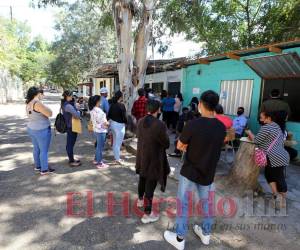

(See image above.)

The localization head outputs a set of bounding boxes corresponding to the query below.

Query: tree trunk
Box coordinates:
[113,0,157,113]
[129,0,156,112]
[225,140,263,195]
[112,0,134,110]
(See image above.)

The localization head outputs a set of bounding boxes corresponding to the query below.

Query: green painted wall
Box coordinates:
[182,47,300,152]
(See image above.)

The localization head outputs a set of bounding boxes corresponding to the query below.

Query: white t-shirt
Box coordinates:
[90,107,108,133]
[174,97,182,113]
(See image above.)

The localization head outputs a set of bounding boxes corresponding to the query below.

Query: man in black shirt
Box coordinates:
[164,90,226,250]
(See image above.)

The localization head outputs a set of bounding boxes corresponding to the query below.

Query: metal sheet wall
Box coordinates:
[219,79,254,116]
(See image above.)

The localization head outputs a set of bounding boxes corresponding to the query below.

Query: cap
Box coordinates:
[100,87,108,94]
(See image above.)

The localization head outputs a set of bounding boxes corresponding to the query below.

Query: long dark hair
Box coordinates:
[61,90,72,106]
[177,92,183,102]
[161,90,167,99]
[262,111,286,133]
[88,95,101,110]
[271,111,287,133]
[112,91,123,104]
[26,87,39,104]
[144,99,160,128]
[190,97,199,105]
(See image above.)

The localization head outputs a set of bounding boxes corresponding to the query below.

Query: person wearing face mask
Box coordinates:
[246,111,289,209]
[233,107,247,138]
[107,91,127,165]
[61,90,81,167]
[135,99,170,224]
[164,90,226,249]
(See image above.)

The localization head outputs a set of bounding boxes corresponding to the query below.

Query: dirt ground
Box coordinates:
[0,92,300,250]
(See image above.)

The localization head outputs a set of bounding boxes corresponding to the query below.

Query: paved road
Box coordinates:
[1,93,300,250]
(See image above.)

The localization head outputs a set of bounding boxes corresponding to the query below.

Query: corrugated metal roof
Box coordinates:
[85,39,300,79]
[244,53,300,79]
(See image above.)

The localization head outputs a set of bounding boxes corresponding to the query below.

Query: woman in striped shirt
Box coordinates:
[247,111,289,208]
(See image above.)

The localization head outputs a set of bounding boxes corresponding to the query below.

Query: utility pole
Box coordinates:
[10,6,12,21]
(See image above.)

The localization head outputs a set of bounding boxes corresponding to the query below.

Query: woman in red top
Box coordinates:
[215,104,233,129]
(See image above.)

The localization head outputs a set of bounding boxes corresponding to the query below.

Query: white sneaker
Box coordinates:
[164,230,185,250]
[141,212,159,224]
[193,224,210,245]
[137,199,143,208]
[114,159,125,165]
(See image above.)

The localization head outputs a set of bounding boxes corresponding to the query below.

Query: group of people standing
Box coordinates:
[25,85,296,250]
[25,86,128,174]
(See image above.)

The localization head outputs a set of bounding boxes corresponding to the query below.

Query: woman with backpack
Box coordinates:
[107,91,127,165]
[89,95,109,169]
[61,90,81,167]
[26,87,54,175]
[247,111,289,209]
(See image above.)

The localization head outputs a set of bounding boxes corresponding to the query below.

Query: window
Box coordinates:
[168,82,181,97]
[219,79,253,117]
[152,82,164,95]
[100,80,106,88]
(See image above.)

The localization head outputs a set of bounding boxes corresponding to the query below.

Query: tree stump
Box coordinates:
[222,138,263,195]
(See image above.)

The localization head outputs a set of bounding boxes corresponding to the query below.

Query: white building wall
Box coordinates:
[144,69,182,90]
[0,68,24,104]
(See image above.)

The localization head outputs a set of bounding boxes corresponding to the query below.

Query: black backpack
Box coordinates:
[54,110,67,133]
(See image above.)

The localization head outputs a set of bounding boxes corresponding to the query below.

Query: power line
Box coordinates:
[10,5,12,21]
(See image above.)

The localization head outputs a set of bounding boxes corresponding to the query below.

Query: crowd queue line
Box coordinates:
[25,86,296,250]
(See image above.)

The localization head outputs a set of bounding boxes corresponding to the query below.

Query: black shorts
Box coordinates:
[264,165,287,193]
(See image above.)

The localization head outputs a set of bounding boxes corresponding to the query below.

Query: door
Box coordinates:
[168,82,181,97]
[262,79,284,102]
[152,82,164,95]
[262,78,300,122]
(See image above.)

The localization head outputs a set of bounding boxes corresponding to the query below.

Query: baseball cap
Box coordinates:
[100,87,108,94]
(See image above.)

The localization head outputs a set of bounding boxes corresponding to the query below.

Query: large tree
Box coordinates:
[0,17,53,85]
[111,0,157,109]
[37,0,158,110]
[160,0,300,55]
[47,1,116,89]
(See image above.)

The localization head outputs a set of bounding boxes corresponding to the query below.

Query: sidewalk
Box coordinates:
[1,97,300,249]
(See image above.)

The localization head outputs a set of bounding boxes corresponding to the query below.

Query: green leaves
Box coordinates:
[0,17,51,84]
[160,0,300,55]
[47,0,117,88]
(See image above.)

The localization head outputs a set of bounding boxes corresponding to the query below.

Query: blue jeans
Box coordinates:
[175,175,215,237]
[66,128,77,162]
[27,126,51,171]
[94,132,106,163]
[110,121,125,161]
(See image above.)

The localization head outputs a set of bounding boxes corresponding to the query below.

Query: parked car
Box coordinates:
[50,88,58,93]
[72,91,79,98]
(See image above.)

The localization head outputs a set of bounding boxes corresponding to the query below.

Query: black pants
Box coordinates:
[66,128,77,163]
[163,111,174,129]
[172,112,179,131]
[264,165,287,193]
[138,176,157,214]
